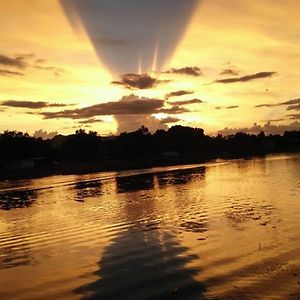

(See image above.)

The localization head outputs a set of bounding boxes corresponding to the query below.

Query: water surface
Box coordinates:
[0,154,300,299]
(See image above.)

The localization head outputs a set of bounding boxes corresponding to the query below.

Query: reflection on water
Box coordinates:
[76,230,205,300]
[75,180,102,202]
[0,189,37,210]
[0,155,300,299]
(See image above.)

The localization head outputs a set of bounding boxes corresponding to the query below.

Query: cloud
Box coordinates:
[218,121,300,136]
[165,67,202,76]
[255,98,300,111]
[160,117,181,124]
[0,54,28,69]
[255,104,273,108]
[159,105,189,114]
[1,100,74,109]
[226,105,239,109]
[33,130,58,140]
[169,99,204,106]
[165,90,194,98]
[288,113,300,120]
[41,97,166,119]
[78,118,104,124]
[215,72,276,84]
[215,105,239,110]
[0,69,24,76]
[34,65,64,76]
[112,73,168,89]
[219,69,240,76]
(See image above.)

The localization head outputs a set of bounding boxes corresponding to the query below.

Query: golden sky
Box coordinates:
[0,0,300,137]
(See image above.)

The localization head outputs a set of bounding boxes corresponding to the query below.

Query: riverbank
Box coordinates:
[1,150,299,181]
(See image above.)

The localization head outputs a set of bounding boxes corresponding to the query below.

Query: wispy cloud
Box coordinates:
[165,90,194,98]
[255,98,300,111]
[1,100,74,109]
[215,72,276,84]
[215,105,239,110]
[169,99,204,106]
[78,118,104,124]
[0,69,24,77]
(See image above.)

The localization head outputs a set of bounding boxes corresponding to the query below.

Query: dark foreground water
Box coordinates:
[0,154,300,300]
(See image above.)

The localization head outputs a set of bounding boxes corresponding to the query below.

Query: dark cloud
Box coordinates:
[78,118,104,124]
[219,69,240,76]
[160,117,181,124]
[41,98,166,119]
[0,69,24,76]
[160,105,189,114]
[255,104,273,108]
[226,105,239,109]
[218,121,300,136]
[287,104,300,111]
[114,95,168,134]
[215,72,276,84]
[169,99,204,106]
[255,98,300,111]
[165,90,194,98]
[0,54,28,69]
[165,67,202,76]
[1,100,73,109]
[215,105,239,110]
[288,113,300,120]
[112,73,168,89]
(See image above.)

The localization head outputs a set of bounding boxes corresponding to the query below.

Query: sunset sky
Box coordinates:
[1,0,300,137]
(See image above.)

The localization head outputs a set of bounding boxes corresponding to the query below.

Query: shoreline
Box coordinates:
[1,151,299,182]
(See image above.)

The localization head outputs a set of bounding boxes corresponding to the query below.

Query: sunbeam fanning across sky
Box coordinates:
[60,0,199,76]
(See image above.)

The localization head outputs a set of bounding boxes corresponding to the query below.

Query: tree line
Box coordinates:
[1,126,299,164]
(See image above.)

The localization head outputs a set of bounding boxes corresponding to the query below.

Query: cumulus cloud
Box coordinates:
[41,95,166,120]
[114,95,172,133]
[160,117,181,124]
[169,99,204,106]
[215,72,276,84]
[0,69,24,77]
[33,129,58,140]
[112,73,168,89]
[218,121,300,136]
[165,90,194,98]
[165,67,202,76]
[1,100,74,109]
[0,54,28,69]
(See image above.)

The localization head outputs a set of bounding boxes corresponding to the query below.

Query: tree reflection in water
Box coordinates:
[76,168,206,299]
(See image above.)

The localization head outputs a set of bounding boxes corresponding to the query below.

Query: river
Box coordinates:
[0,154,300,299]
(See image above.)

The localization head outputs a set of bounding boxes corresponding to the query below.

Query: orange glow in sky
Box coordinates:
[0,0,300,136]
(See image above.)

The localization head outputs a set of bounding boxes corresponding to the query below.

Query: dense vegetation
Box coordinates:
[0,126,299,178]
